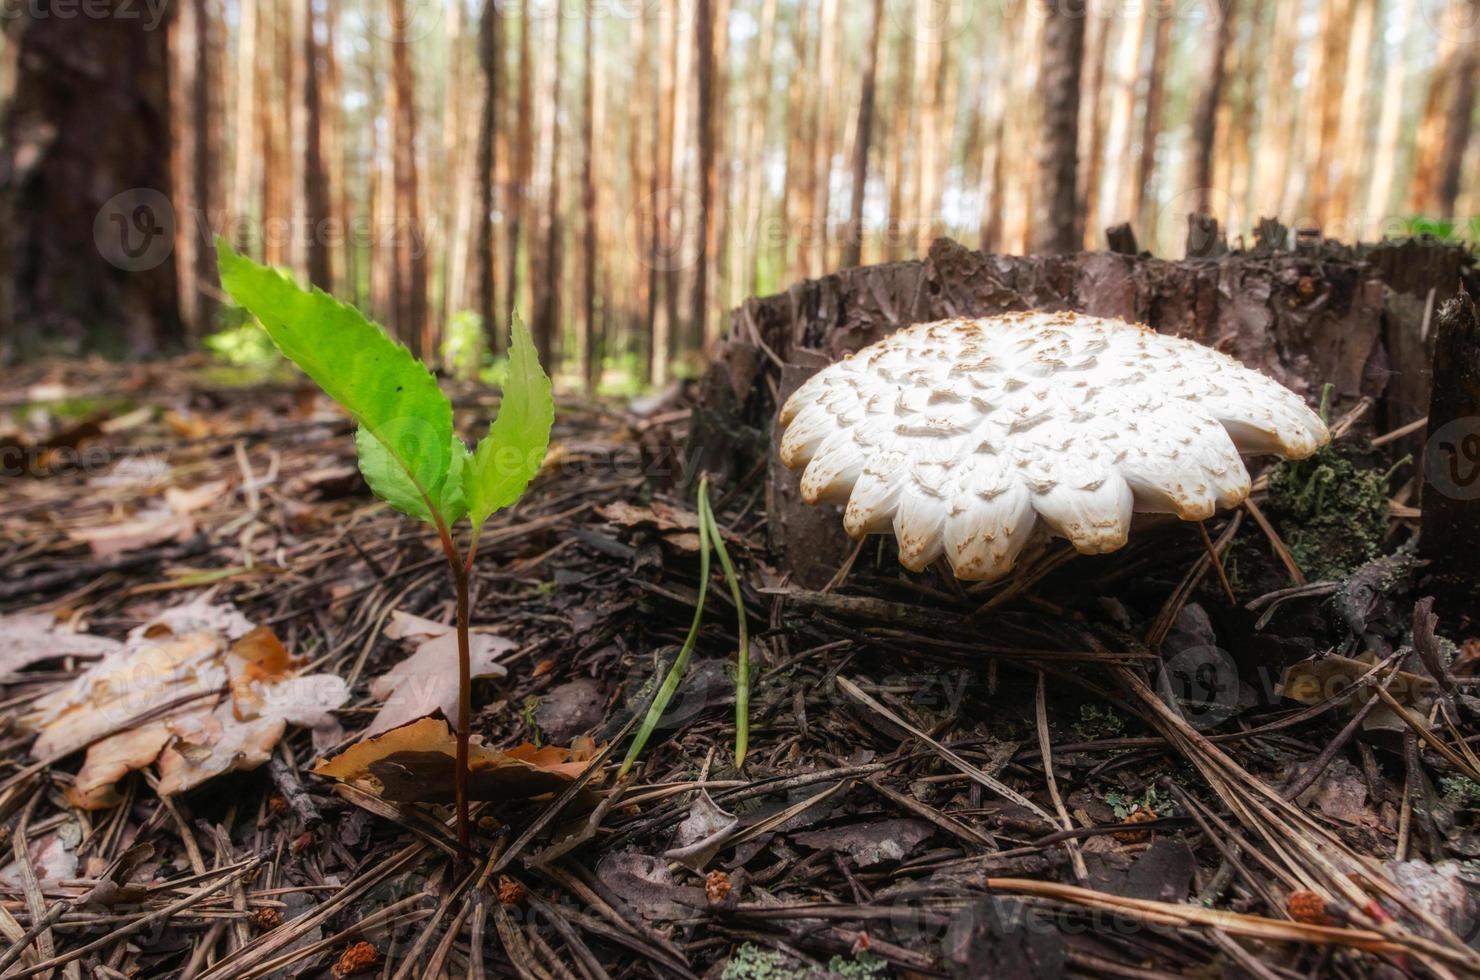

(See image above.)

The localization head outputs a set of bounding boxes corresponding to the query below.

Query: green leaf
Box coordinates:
[466,313,553,530]
[215,240,456,523]
[358,430,469,525]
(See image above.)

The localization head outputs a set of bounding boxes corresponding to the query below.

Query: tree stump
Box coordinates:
[693,236,1476,587]
[1420,288,1480,623]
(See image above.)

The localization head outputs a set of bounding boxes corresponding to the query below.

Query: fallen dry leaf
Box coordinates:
[363,611,513,737]
[68,510,196,558]
[19,599,348,808]
[0,612,124,676]
[313,714,598,804]
[1278,654,1435,733]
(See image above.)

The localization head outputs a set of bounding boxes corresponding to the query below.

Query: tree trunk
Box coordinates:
[843,0,885,268]
[1332,0,1376,231]
[580,0,598,390]
[1185,0,1236,220]
[1099,0,1147,236]
[1033,0,1084,254]
[649,0,678,384]
[733,0,776,303]
[389,0,428,357]
[884,18,912,262]
[1132,6,1170,234]
[231,0,258,250]
[322,0,350,295]
[1366,0,1416,232]
[505,5,533,339]
[1251,0,1298,223]
[628,8,653,373]
[811,0,839,273]
[0,1,182,359]
[176,0,216,336]
[1436,10,1480,219]
[303,0,331,290]
[1077,3,1111,248]
[533,0,565,370]
[912,1,945,256]
[476,0,502,352]
[690,0,715,352]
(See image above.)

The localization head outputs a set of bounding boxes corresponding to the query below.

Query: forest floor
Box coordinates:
[1,356,1478,979]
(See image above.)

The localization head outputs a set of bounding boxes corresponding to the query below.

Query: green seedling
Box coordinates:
[215,240,553,854]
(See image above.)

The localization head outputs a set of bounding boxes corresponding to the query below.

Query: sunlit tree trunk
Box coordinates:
[1132,6,1170,235]
[912,0,945,255]
[1332,0,1376,235]
[505,5,533,333]
[1185,0,1235,219]
[810,0,838,273]
[389,0,428,356]
[579,0,598,389]
[1099,0,1147,235]
[1033,0,1084,254]
[690,0,715,349]
[627,9,652,373]
[533,0,565,370]
[843,0,884,268]
[475,0,501,352]
[1366,0,1416,233]
[883,17,912,261]
[231,0,258,251]
[1436,13,1480,218]
[1077,2,1111,248]
[649,0,677,384]
[1251,0,1298,222]
[302,0,331,290]
[733,0,776,302]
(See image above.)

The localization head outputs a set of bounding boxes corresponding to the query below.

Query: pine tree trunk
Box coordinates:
[303,0,331,290]
[533,0,565,370]
[690,0,715,351]
[1436,4,1480,218]
[811,0,839,273]
[1132,7,1170,233]
[1077,3,1111,248]
[389,0,428,356]
[1033,0,1084,254]
[580,0,598,390]
[1366,0,1416,231]
[0,1,182,358]
[476,0,501,352]
[1185,0,1235,221]
[231,0,258,249]
[506,6,533,339]
[843,0,884,268]
[628,9,653,374]
[733,0,776,304]
[1250,0,1297,224]
[884,19,912,262]
[1099,0,1147,235]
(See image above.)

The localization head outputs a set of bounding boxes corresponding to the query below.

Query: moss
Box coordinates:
[1265,444,1393,582]
[722,944,805,980]
[1073,704,1126,741]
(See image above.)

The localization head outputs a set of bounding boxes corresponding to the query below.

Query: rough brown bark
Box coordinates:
[1033,0,1084,254]
[843,0,885,269]
[0,1,182,359]
[476,0,502,352]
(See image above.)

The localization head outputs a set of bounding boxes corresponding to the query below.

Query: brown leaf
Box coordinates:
[0,612,124,676]
[364,612,513,737]
[312,715,599,804]
[1278,654,1436,733]
[68,510,195,558]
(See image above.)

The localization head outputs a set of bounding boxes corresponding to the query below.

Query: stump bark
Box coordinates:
[692,236,1476,587]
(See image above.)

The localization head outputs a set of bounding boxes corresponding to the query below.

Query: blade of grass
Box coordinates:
[618,477,713,779]
[700,481,750,768]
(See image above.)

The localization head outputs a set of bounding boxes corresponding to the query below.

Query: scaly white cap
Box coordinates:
[778,312,1329,581]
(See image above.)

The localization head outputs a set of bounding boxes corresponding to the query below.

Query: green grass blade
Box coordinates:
[215,239,455,523]
[467,313,554,531]
[618,477,713,779]
[701,482,750,768]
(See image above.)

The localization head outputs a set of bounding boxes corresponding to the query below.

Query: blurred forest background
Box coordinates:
[1,0,1477,388]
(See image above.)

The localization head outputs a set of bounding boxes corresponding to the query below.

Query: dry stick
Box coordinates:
[1196,521,1236,605]
[1242,497,1306,586]
[1035,671,1087,881]
[835,675,1057,827]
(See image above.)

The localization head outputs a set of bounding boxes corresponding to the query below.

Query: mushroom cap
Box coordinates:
[778,312,1330,581]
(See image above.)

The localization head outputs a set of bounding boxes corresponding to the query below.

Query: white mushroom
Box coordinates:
[778,312,1330,581]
